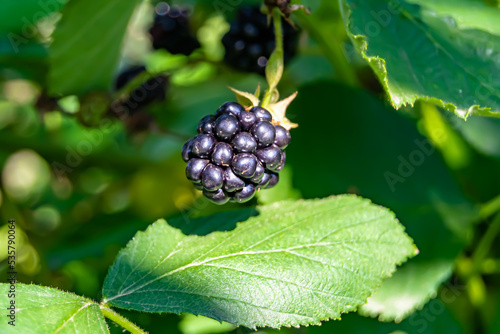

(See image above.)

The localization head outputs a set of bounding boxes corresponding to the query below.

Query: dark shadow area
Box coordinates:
[286,81,478,264]
[168,207,260,236]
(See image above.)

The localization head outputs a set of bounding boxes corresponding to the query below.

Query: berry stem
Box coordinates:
[261,8,284,109]
[471,213,500,276]
[478,194,500,221]
[100,304,147,334]
[272,8,284,66]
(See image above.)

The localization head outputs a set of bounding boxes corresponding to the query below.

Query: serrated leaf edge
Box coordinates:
[102,194,417,329]
[342,0,500,120]
[358,261,452,323]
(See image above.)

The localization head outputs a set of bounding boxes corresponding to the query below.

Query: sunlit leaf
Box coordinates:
[341,0,500,119]
[102,195,416,329]
[0,284,108,334]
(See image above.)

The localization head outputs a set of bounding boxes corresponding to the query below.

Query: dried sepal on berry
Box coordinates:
[229,86,297,130]
[267,92,298,130]
[254,83,261,99]
[229,87,260,109]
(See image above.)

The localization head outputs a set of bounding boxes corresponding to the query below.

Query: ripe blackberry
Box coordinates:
[148,3,201,56]
[222,6,299,75]
[183,102,290,204]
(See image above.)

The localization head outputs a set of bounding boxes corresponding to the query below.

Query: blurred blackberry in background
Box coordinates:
[115,65,146,91]
[265,0,292,17]
[148,3,201,56]
[183,102,291,205]
[222,6,299,75]
[110,66,168,132]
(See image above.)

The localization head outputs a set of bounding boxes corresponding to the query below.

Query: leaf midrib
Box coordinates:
[110,288,320,321]
[111,233,398,301]
[108,201,371,298]
[54,302,93,333]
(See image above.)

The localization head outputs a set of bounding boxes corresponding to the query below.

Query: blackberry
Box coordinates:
[274,125,291,149]
[232,132,257,153]
[213,114,240,141]
[191,134,216,158]
[110,66,168,132]
[222,6,299,75]
[201,164,224,191]
[182,101,290,204]
[212,142,233,167]
[238,111,257,130]
[254,144,282,170]
[115,65,146,91]
[232,153,258,178]
[148,3,201,56]
[186,158,209,183]
[251,121,276,147]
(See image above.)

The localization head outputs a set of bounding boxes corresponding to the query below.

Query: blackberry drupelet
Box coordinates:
[183,102,291,204]
[222,6,299,75]
[148,3,201,56]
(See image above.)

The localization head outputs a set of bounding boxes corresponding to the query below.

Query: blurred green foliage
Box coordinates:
[1,0,500,333]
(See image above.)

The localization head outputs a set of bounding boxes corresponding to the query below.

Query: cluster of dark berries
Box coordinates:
[222,6,299,75]
[148,3,201,56]
[182,102,291,204]
[109,66,168,132]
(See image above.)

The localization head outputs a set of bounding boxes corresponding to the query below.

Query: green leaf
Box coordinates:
[287,81,476,322]
[341,0,500,119]
[0,283,108,334]
[48,0,142,95]
[359,260,454,322]
[172,63,217,87]
[308,301,464,334]
[0,37,48,83]
[406,0,500,35]
[490,299,500,334]
[0,0,66,34]
[454,116,500,159]
[102,195,416,329]
[179,314,235,334]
